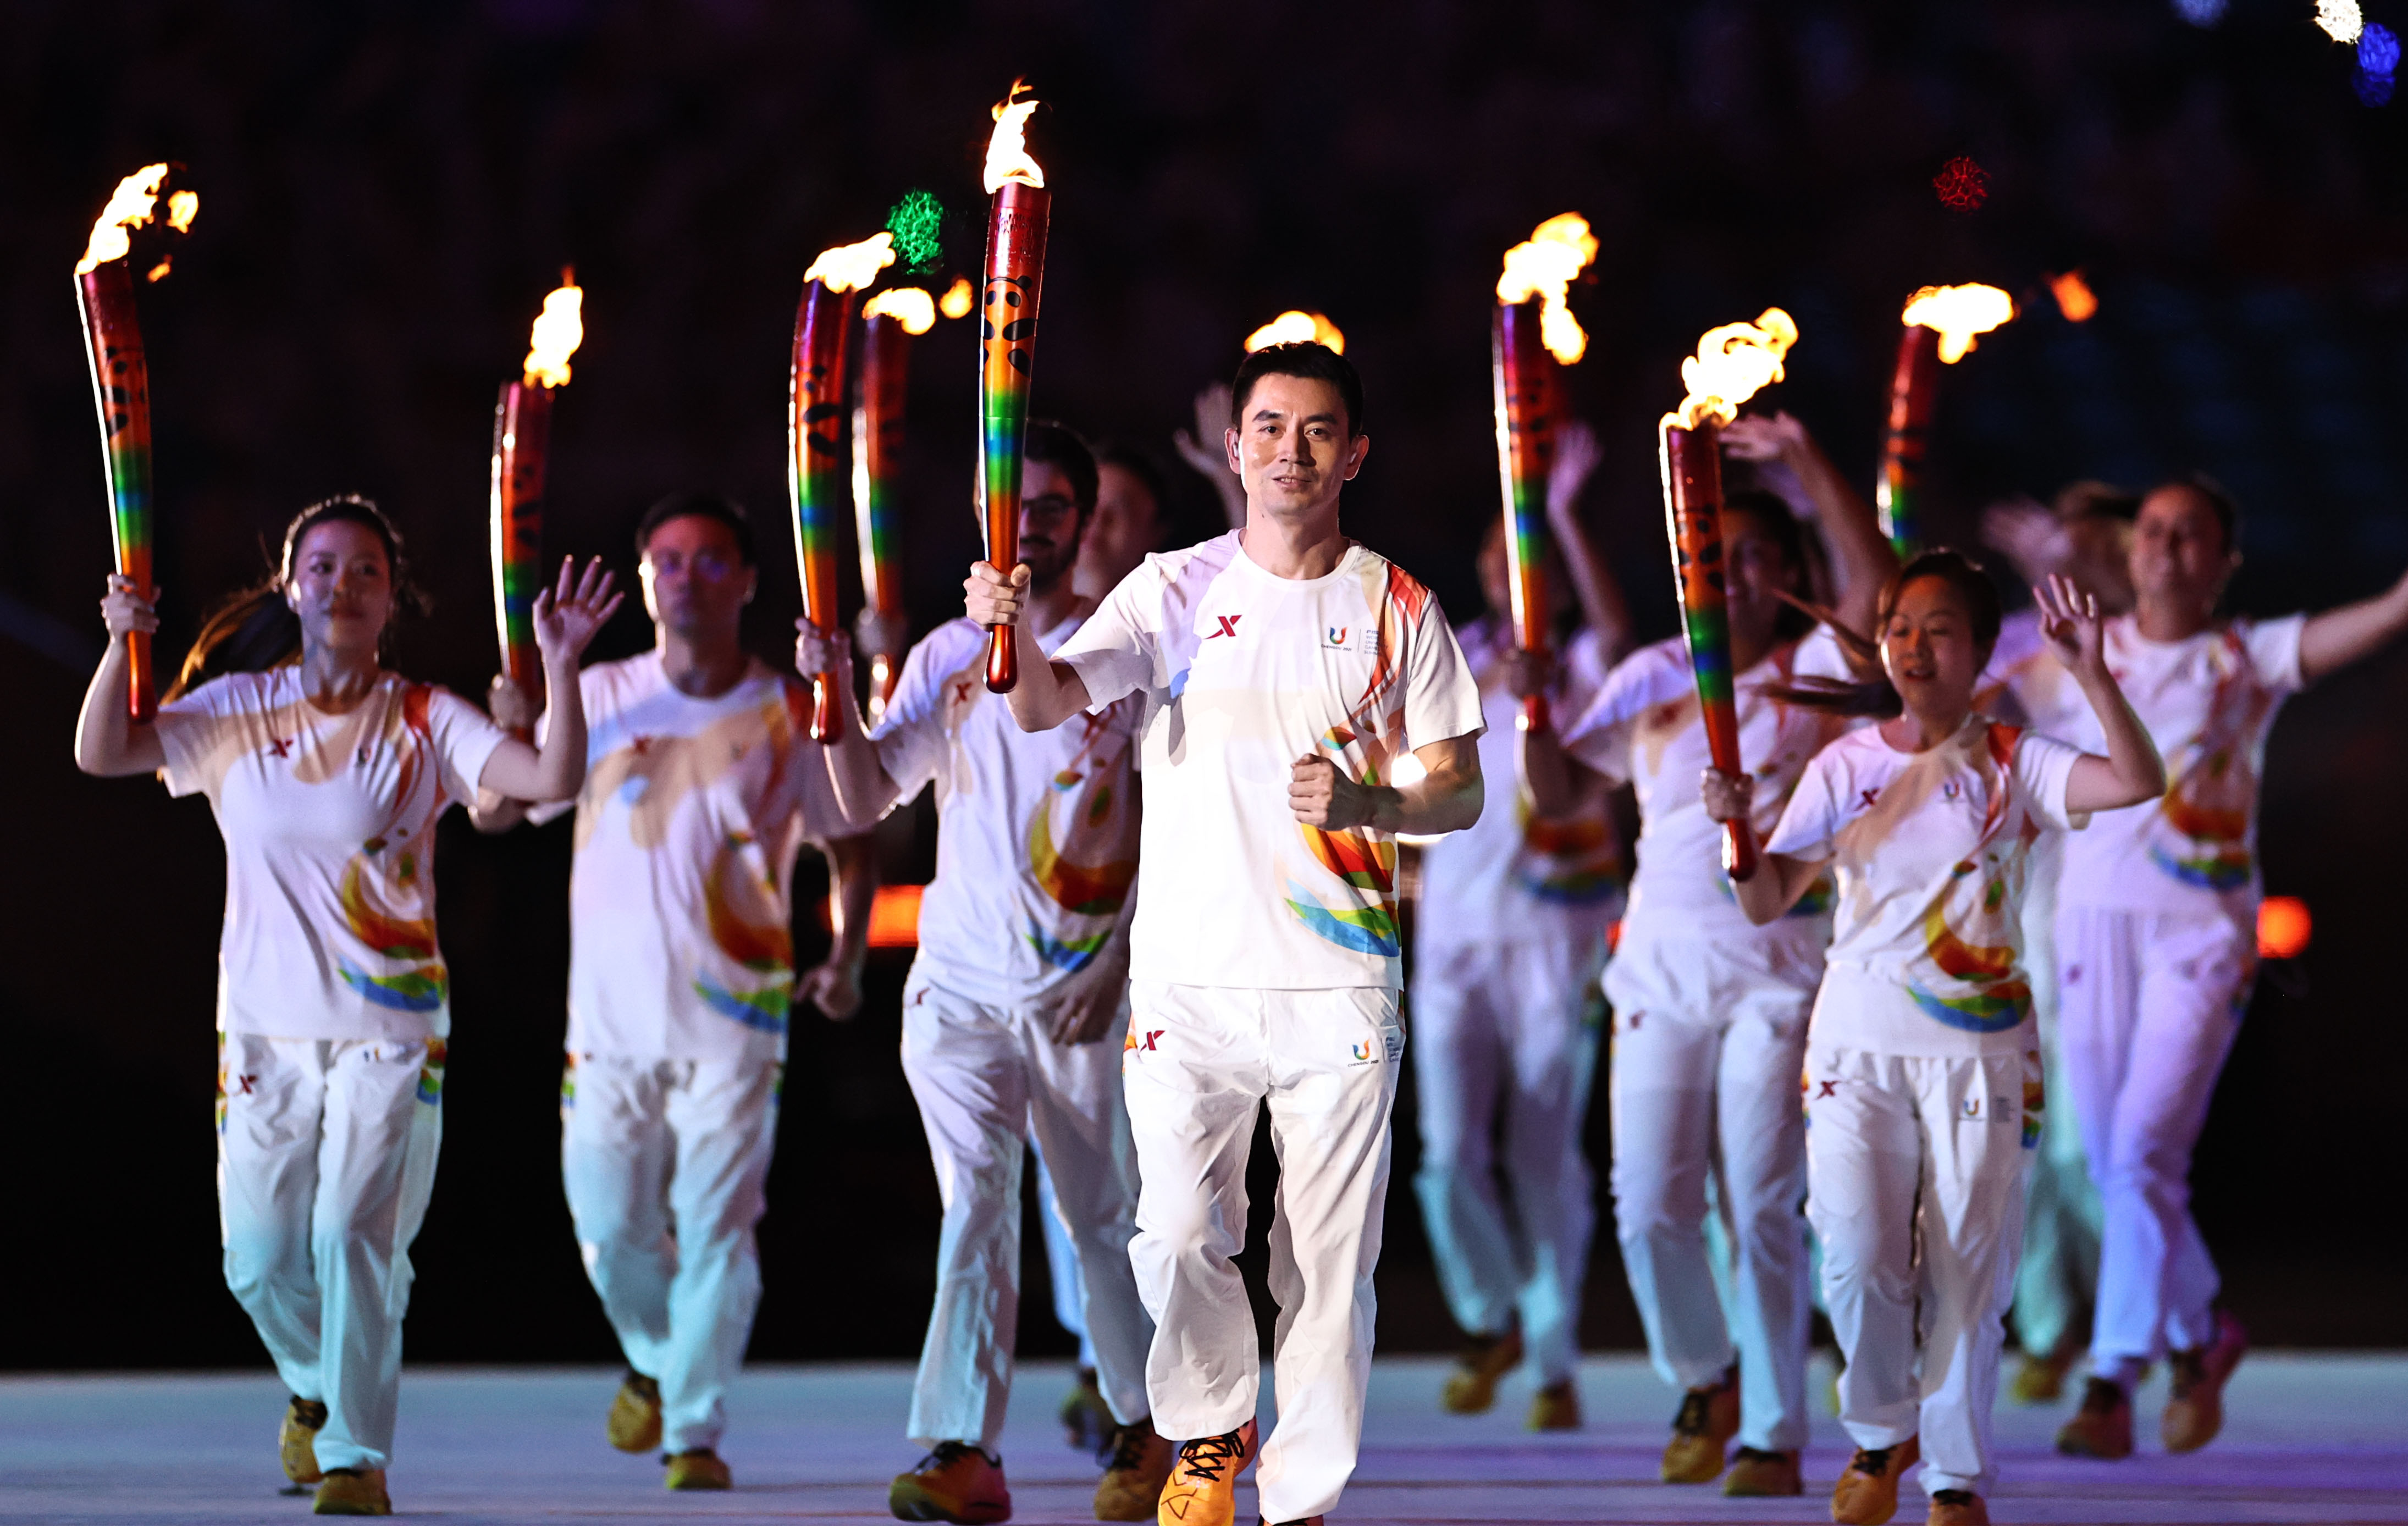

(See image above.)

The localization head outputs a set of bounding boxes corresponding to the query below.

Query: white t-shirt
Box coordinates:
[2011,613,2304,925]
[1057,532,1485,991]
[1415,617,1623,954]
[876,613,1143,1007]
[1766,717,2087,1056]
[1562,629,1850,946]
[537,654,840,1061]
[157,668,508,1042]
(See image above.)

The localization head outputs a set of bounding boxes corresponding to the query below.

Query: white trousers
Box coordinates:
[1603,925,1819,1452]
[1410,936,1602,1385]
[1035,1150,1101,1370]
[2056,908,2249,1380]
[900,966,1152,1451]
[1806,1033,2035,1499]
[1122,982,1403,1524]
[560,1052,781,1453]
[218,1034,442,1472]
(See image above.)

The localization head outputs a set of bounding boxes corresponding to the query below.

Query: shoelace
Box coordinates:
[1932,1489,1975,1506]
[1731,1447,1787,1465]
[1104,1425,1153,1474]
[913,1441,998,1473]
[1846,1445,1897,1478]
[1174,1430,1246,1483]
[1671,1389,1716,1437]
[289,1397,328,1428]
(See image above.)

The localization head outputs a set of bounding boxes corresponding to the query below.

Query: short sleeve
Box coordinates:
[1793,623,1854,683]
[1560,644,1680,786]
[1400,600,1484,750]
[426,688,511,806]
[2243,614,2307,695]
[1055,563,1162,711]
[153,677,241,800]
[2010,729,2090,833]
[1764,747,1846,861]
[871,631,963,809]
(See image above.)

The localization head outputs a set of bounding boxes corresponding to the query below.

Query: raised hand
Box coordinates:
[1547,419,1603,516]
[965,561,1031,628]
[1698,766,1755,825]
[1717,409,1810,463]
[99,574,159,641]
[532,556,622,668]
[1173,381,1248,529]
[2034,572,2107,678]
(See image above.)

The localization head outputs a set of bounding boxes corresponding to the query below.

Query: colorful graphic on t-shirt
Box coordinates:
[693,830,795,1034]
[1905,724,2040,1033]
[416,1037,447,1105]
[1024,710,1140,971]
[2147,628,2275,892]
[1514,806,1624,905]
[335,684,452,1013]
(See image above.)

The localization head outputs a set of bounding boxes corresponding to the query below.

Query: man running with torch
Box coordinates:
[965,341,1485,1526]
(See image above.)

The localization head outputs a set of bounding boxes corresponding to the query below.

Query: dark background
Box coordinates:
[7,0,2408,1370]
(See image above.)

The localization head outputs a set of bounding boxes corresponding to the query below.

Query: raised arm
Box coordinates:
[1293,732,1483,838]
[74,575,168,777]
[1722,410,1896,637]
[1173,381,1249,531]
[963,562,1093,732]
[476,558,621,804]
[2036,574,2167,814]
[1698,768,1830,924]
[1545,421,1633,659]
[794,623,903,831]
[2298,564,2408,683]
[467,676,541,832]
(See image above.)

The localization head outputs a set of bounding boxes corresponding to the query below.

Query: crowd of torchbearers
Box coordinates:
[61,92,2408,1526]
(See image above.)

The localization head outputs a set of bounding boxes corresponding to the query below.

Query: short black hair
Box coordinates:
[2164,472,2242,553]
[1230,341,1365,437]
[1093,441,1171,516]
[1023,420,1098,513]
[636,491,756,565]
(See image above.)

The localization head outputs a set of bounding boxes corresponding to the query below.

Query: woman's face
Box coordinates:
[1723,507,1802,645]
[285,519,394,658]
[1880,574,1984,716]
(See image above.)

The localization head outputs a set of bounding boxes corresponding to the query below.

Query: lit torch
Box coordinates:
[976,81,1050,694]
[74,164,197,721]
[1492,213,1598,733]
[790,231,897,740]
[1877,283,2014,556]
[489,273,583,732]
[1244,310,1346,353]
[1659,308,1799,881]
[853,284,938,725]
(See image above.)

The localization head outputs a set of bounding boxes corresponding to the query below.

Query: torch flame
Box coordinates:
[939,275,975,319]
[984,81,1046,192]
[2048,269,2098,324]
[522,278,585,389]
[1496,212,1599,364]
[1244,310,1346,354]
[804,231,897,295]
[1901,282,2016,364]
[2317,0,2363,43]
[864,285,938,336]
[78,163,198,274]
[1664,308,1799,430]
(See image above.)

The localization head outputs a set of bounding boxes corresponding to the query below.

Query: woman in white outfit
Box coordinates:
[73,497,616,1517]
[1705,555,2164,1526]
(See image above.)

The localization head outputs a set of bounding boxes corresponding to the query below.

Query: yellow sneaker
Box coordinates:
[665,1448,732,1490]
[280,1396,327,1485]
[1094,1420,1176,1522]
[1439,1329,1523,1415]
[1830,1435,1917,1526]
[2163,1312,2248,1455]
[2010,1347,2075,1405]
[2054,1378,2133,1459]
[1156,1420,1256,1526]
[1527,1379,1581,1432]
[1926,1488,1990,1526]
[1722,1446,1802,1497]
[607,1370,662,1453]
[1659,1365,1739,1484]
[891,1442,1011,1523]
[311,1467,390,1516]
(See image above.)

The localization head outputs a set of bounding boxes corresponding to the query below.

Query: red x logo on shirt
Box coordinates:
[1205,615,1242,640]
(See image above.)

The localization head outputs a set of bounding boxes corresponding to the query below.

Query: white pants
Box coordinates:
[1035,1150,1100,1370]
[1410,936,1602,1385]
[1122,982,1403,1524]
[1806,1034,2036,1499]
[901,966,1152,1451]
[560,1052,781,1453]
[1604,924,1819,1452]
[218,1034,443,1473]
[2057,908,2250,1380]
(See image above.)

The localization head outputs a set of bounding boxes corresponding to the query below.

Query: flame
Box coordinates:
[2048,270,2098,324]
[1244,310,1346,354]
[939,275,975,319]
[1901,283,2016,364]
[804,231,897,294]
[1496,212,1599,364]
[864,285,937,335]
[78,163,198,274]
[2317,0,2363,43]
[984,80,1046,192]
[146,259,174,284]
[522,278,585,389]
[1664,308,1799,430]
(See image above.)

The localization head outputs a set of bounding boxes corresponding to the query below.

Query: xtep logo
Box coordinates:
[1205,614,1243,640]
[1140,1030,1164,1050]
[267,737,294,759]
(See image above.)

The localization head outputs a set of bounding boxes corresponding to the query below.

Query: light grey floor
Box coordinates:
[3,1354,2403,1523]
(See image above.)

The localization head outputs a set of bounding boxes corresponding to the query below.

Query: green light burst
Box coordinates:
[885,190,944,273]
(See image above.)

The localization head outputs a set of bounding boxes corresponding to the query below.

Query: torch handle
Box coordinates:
[789,279,857,740]
[1661,419,1757,882]
[1493,301,1557,733]
[78,263,157,722]
[1521,693,1549,733]
[1877,324,1940,558]
[979,181,1049,696]
[808,677,837,743]
[986,628,1019,692]
[490,380,552,738]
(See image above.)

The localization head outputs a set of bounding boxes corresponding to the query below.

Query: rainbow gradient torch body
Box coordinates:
[1877,284,2015,557]
[74,165,197,722]
[854,287,933,725]
[489,278,583,734]
[789,234,897,741]
[976,84,1051,694]
[1658,308,1799,882]
[1490,214,1598,733]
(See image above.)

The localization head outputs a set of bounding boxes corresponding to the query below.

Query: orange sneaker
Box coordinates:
[1527,1378,1581,1432]
[279,1396,327,1485]
[2163,1312,2247,1455]
[1095,1421,1177,1522]
[1722,1446,1802,1497]
[1926,1488,1989,1526]
[1156,1421,1256,1526]
[891,1442,1012,1523]
[1830,1435,1918,1526]
[1659,1365,1739,1484]
[2054,1378,2133,1459]
[1440,1328,1523,1415]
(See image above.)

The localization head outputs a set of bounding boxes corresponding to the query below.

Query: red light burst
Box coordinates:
[1933,156,1988,211]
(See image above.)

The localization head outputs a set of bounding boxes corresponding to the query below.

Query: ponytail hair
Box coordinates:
[1769,548,2003,719]
[168,495,427,700]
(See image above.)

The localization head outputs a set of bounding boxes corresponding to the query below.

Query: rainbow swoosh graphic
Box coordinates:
[1023,716,1140,971]
[1904,725,2039,1034]
[694,831,795,1035]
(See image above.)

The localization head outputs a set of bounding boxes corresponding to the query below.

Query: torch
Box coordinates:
[1876,283,2014,557]
[789,231,897,740]
[1491,213,1598,733]
[489,274,583,733]
[1658,308,1799,882]
[853,285,936,725]
[1244,310,1346,352]
[976,81,1051,694]
[74,164,197,722]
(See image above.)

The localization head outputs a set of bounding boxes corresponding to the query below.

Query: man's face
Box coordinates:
[640,515,754,640]
[1017,460,1086,593]
[2129,485,2236,612]
[1077,462,1162,593]
[1224,373,1368,526]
